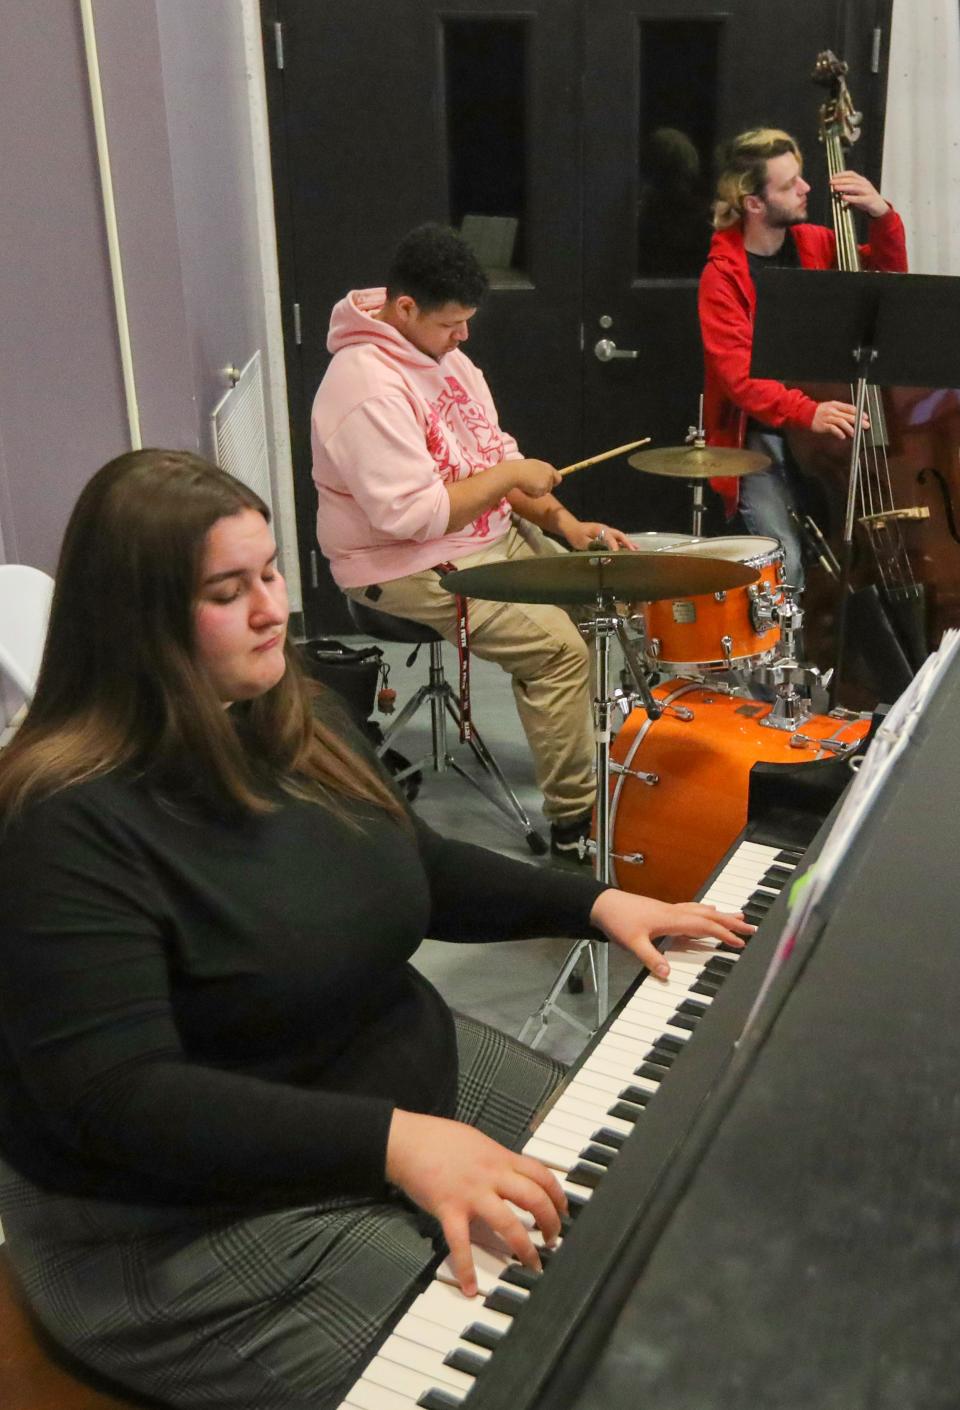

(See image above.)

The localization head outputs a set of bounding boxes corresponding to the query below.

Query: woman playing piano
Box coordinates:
[0,450,751,1410]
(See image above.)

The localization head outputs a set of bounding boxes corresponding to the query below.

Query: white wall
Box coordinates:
[882,0,960,274]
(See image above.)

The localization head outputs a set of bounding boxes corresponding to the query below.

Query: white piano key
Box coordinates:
[363,1354,466,1405]
[341,1376,416,1410]
[406,1280,512,1337]
[565,1066,636,1101]
[524,1133,582,1169]
[436,1244,514,1296]
[390,1310,491,1363]
[373,1335,476,1394]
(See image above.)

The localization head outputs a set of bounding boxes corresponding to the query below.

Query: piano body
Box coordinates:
[341,644,960,1410]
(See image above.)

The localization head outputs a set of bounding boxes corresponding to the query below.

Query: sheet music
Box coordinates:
[741,630,960,1033]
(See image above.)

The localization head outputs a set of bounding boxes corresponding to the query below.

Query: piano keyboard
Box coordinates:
[337,838,803,1410]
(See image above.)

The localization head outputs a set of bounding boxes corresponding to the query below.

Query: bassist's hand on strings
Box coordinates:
[829,169,890,220]
[811,399,870,440]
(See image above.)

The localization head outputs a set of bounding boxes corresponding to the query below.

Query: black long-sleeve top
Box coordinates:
[0,768,605,1209]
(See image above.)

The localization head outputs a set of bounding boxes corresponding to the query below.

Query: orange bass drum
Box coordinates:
[605,678,870,903]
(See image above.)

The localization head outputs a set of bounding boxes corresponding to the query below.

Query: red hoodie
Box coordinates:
[698,210,908,515]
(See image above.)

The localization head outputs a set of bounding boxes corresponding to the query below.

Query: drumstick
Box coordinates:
[558,438,651,478]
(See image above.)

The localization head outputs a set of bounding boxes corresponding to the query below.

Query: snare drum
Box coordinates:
[606,678,869,903]
[628,531,701,553]
[642,535,783,671]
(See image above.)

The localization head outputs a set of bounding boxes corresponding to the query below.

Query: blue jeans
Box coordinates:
[738,431,805,592]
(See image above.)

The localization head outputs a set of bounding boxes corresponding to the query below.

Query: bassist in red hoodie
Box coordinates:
[698,128,907,591]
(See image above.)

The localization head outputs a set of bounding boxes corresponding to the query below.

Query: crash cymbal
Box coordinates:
[440,551,758,606]
[627,445,772,478]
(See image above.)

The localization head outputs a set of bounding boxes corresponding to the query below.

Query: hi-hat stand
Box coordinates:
[518,592,661,1048]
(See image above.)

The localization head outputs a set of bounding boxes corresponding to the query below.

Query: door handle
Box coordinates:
[594,337,638,362]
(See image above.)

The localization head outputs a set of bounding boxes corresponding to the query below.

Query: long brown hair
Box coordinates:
[0,450,405,822]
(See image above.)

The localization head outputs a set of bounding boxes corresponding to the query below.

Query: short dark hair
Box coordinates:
[385,223,489,311]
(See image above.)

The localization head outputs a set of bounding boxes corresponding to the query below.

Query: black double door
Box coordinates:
[263,0,891,632]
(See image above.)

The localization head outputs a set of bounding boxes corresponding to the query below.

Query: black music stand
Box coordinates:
[752,267,960,702]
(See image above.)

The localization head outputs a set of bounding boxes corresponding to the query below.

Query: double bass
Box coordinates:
[789,50,960,692]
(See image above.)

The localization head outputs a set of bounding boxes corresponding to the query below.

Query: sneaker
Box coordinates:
[549,811,594,864]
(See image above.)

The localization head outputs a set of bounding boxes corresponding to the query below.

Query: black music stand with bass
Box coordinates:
[752,265,960,703]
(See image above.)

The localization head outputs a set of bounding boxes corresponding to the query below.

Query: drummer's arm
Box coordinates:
[509,489,637,552]
[446,460,560,533]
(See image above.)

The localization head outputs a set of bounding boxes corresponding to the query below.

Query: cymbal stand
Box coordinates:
[686,395,708,536]
[518,593,663,1049]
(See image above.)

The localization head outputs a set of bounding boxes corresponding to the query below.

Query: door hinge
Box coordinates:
[870,26,882,74]
[293,302,302,345]
[310,550,319,590]
[274,21,285,70]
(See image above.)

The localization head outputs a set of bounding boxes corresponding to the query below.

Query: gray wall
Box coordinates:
[0,0,279,568]
[0,0,285,727]
[0,0,129,572]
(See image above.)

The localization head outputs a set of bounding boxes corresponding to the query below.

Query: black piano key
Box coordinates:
[566,1161,606,1191]
[501,1263,543,1291]
[463,1322,503,1352]
[635,1062,669,1083]
[668,1012,698,1033]
[582,1142,616,1167]
[484,1286,527,1317]
[642,1047,676,1071]
[742,906,769,926]
[593,1125,627,1150]
[678,998,708,1017]
[619,1084,655,1106]
[652,1031,684,1053]
[687,981,718,1003]
[717,940,745,953]
[444,1346,490,1378]
[608,1096,648,1123]
[775,848,803,864]
[417,1389,463,1410]
[759,868,790,889]
[704,956,735,976]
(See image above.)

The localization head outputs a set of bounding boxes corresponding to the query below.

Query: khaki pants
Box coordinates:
[346,521,594,823]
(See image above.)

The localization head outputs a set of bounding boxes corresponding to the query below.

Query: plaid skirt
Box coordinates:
[0,1013,564,1410]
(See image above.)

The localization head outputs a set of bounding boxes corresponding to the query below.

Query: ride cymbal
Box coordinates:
[440,551,759,606]
[627,445,772,478]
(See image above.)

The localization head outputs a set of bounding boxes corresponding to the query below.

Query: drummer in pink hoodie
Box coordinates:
[311,224,633,859]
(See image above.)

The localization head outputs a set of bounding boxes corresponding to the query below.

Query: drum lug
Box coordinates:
[713,589,727,603]
[611,851,645,866]
[721,634,734,661]
[647,637,661,659]
[790,732,858,755]
[749,585,778,633]
[611,762,659,785]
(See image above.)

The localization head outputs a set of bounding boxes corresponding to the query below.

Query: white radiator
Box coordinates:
[210,350,274,516]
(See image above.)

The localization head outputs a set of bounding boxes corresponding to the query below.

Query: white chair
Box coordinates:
[0,564,55,700]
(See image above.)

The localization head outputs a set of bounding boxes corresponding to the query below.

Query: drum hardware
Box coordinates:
[714,590,727,603]
[611,761,659,785]
[789,732,861,755]
[632,396,774,535]
[607,677,872,903]
[439,551,762,1042]
[520,596,664,1044]
[721,635,734,662]
[611,851,645,865]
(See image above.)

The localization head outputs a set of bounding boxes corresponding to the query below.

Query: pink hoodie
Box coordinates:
[311,288,521,588]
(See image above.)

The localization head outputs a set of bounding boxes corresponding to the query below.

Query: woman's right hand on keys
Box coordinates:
[386,1109,567,1296]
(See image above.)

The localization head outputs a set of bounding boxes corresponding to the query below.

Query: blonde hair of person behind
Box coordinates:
[0,450,406,825]
[712,128,802,230]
